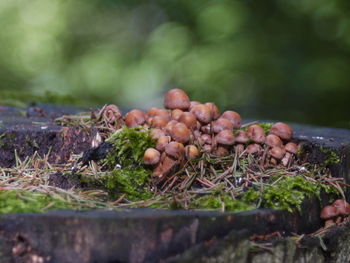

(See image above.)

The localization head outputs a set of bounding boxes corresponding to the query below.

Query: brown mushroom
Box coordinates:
[221,111,241,129]
[333,199,350,223]
[212,118,234,133]
[246,144,262,154]
[151,116,169,129]
[215,130,235,146]
[212,146,230,157]
[144,148,161,165]
[170,122,191,144]
[270,122,293,140]
[164,89,191,110]
[268,146,286,160]
[178,112,197,130]
[150,128,166,140]
[165,120,178,135]
[152,153,178,178]
[201,134,212,145]
[147,107,161,118]
[247,125,265,144]
[125,109,146,128]
[235,131,249,144]
[185,145,200,160]
[189,101,201,111]
[265,134,283,148]
[202,144,212,152]
[191,104,212,124]
[205,102,220,120]
[285,142,298,154]
[320,205,338,227]
[235,144,245,154]
[156,136,171,152]
[171,109,183,121]
[165,141,185,159]
[201,123,211,134]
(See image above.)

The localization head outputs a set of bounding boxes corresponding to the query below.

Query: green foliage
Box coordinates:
[105,168,152,201]
[0,190,73,214]
[259,123,273,134]
[243,176,340,213]
[320,147,340,166]
[191,193,254,212]
[105,127,156,169]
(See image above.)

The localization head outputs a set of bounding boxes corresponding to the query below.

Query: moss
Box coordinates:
[0,190,73,214]
[320,147,340,166]
[104,127,156,169]
[259,122,273,134]
[191,193,254,212]
[243,176,340,212]
[105,168,152,201]
[25,136,39,150]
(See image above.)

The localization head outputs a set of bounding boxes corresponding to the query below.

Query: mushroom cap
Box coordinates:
[150,128,166,140]
[212,118,234,134]
[125,109,146,128]
[269,146,286,160]
[144,148,161,165]
[189,101,201,111]
[185,145,200,160]
[171,109,183,121]
[235,144,245,154]
[270,122,293,140]
[151,116,169,129]
[147,107,161,117]
[164,89,191,110]
[156,135,171,152]
[201,134,212,145]
[191,104,212,124]
[152,153,178,178]
[165,141,185,159]
[235,131,249,144]
[221,111,241,129]
[204,102,221,120]
[193,130,202,140]
[202,144,212,152]
[215,130,235,145]
[201,123,211,134]
[178,112,197,130]
[285,142,298,154]
[212,146,230,157]
[332,199,350,216]
[170,122,191,144]
[265,134,283,148]
[247,125,265,144]
[246,144,262,154]
[320,205,339,220]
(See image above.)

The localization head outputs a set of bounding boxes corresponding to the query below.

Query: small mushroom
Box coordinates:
[215,130,235,146]
[152,153,178,178]
[202,144,212,152]
[201,123,211,134]
[156,136,171,152]
[191,104,212,124]
[165,120,178,135]
[333,199,350,223]
[193,130,202,140]
[178,112,197,130]
[125,109,146,128]
[185,145,200,160]
[165,141,185,159]
[212,118,234,133]
[221,111,241,129]
[235,131,249,144]
[147,107,161,118]
[164,89,191,110]
[320,205,338,227]
[285,142,298,154]
[212,146,230,157]
[205,102,220,120]
[247,125,265,144]
[246,144,262,154]
[170,122,191,144]
[201,134,212,145]
[268,146,286,160]
[144,148,161,165]
[150,129,166,140]
[270,122,293,140]
[151,116,169,129]
[265,134,283,148]
[171,109,183,121]
[189,101,201,111]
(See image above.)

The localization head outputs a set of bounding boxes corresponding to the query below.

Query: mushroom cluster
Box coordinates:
[320,199,350,227]
[120,89,299,180]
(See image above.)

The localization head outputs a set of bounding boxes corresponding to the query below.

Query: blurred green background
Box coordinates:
[0,0,349,128]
